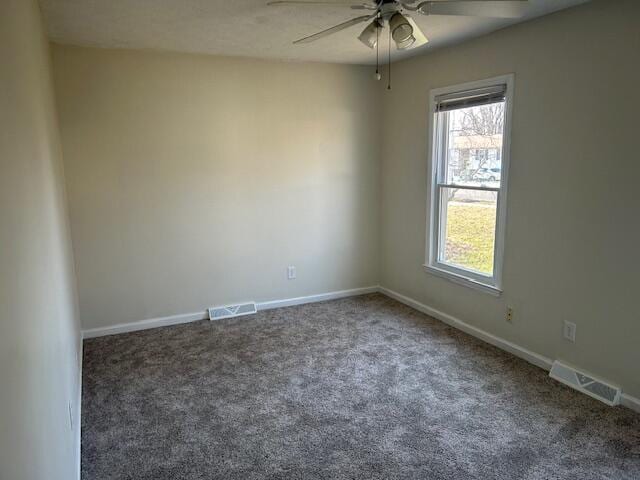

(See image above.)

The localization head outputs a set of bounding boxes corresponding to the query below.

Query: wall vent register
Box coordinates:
[208,302,257,321]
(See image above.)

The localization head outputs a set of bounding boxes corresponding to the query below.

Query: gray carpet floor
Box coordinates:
[82,294,640,480]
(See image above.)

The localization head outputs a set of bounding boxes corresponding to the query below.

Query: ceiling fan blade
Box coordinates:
[293,14,374,44]
[268,1,370,7]
[406,16,429,49]
[419,1,528,18]
[350,4,379,10]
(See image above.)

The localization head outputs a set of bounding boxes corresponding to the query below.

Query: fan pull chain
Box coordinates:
[387,25,392,90]
[375,17,380,80]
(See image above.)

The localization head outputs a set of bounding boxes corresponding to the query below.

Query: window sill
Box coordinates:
[423,264,502,297]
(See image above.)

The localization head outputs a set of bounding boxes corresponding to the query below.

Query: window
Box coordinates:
[425,75,513,295]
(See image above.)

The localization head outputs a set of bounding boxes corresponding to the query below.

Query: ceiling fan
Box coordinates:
[267,0,528,51]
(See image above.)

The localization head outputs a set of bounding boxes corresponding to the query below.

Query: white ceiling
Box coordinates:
[39,0,590,65]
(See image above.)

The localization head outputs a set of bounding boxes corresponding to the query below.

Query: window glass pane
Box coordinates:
[439,188,497,275]
[442,101,504,188]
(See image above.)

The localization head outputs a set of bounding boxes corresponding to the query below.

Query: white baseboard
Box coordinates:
[378,286,553,371]
[82,311,208,339]
[78,283,640,415]
[76,338,83,480]
[81,286,379,339]
[256,286,379,311]
[621,393,640,414]
[378,286,640,414]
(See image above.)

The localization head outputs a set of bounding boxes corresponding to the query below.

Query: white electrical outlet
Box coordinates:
[563,321,577,342]
[287,266,296,280]
[506,307,513,323]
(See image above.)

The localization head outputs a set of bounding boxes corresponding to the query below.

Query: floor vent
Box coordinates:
[550,361,621,406]
[208,302,257,321]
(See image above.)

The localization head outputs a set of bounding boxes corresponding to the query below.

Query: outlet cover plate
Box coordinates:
[287,266,296,280]
[563,321,576,342]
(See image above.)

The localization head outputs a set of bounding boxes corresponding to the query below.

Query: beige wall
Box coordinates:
[52,46,381,330]
[380,0,640,398]
[0,1,81,479]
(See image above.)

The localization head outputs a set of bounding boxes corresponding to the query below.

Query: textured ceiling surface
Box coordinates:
[39,0,590,64]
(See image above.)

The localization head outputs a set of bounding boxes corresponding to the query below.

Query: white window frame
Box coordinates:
[424,74,514,296]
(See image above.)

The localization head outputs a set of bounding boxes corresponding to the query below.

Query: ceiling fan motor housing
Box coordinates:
[379,1,402,19]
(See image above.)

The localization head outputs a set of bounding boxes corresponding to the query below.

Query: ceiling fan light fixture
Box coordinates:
[389,12,413,44]
[358,19,382,49]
